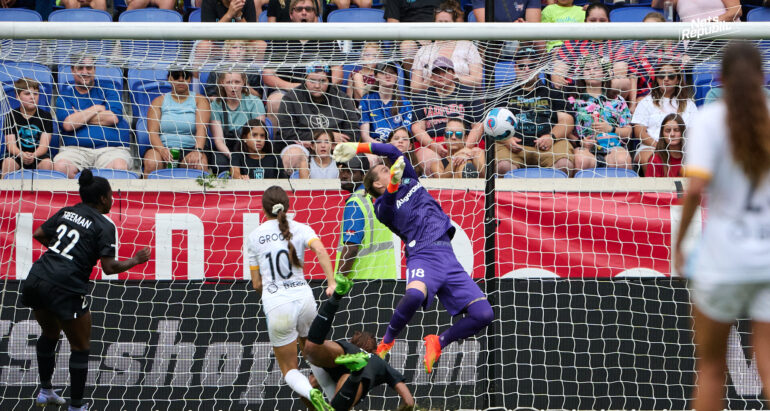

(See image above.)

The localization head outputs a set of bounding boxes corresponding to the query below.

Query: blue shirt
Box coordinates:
[370,143,455,255]
[471,0,539,22]
[342,188,367,245]
[55,81,129,149]
[359,92,414,142]
[159,92,198,149]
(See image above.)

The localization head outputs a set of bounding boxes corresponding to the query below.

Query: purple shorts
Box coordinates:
[406,243,485,316]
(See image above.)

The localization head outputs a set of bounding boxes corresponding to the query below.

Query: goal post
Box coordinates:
[0,21,769,410]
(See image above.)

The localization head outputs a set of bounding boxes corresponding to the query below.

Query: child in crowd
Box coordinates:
[306,130,339,179]
[441,117,485,178]
[541,0,586,52]
[231,118,280,179]
[348,42,381,102]
[645,113,685,178]
[386,126,425,177]
[1,78,54,178]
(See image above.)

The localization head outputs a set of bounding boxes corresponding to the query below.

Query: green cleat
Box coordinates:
[334,273,353,296]
[335,352,370,372]
[309,388,333,411]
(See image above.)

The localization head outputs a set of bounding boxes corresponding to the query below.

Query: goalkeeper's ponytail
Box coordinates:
[262,186,303,268]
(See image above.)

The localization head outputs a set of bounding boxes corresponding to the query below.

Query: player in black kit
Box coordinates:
[20,169,150,411]
[303,281,415,411]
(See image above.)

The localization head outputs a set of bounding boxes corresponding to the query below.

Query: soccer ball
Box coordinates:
[483,107,517,141]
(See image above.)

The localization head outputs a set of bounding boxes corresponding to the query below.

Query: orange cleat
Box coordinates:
[423,334,442,374]
[376,340,395,359]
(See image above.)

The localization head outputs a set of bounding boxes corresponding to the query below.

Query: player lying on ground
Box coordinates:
[247,185,337,411]
[20,169,151,411]
[303,277,415,411]
[334,142,494,373]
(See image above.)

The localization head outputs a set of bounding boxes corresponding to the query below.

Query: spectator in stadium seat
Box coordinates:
[276,65,359,178]
[568,56,633,171]
[197,0,262,65]
[359,61,414,148]
[550,4,639,110]
[54,54,131,179]
[410,1,483,92]
[348,42,381,102]
[632,60,697,171]
[385,0,443,75]
[646,113,684,178]
[440,117,485,178]
[326,0,371,12]
[1,78,54,178]
[304,130,339,179]
[61,0,109,12]
[411,56,484,177]
[204,41,264,98]
[541,0,585,52]
[142,70,210,178]
[386,126,425,176]
[267,0,321,22]
[472,0,540,22]
[491,47,574,176]
[209,71,266,175]
[263,0,343,125]
[651,0,741,21]
[230,118,281,179]
[126,0,175,9]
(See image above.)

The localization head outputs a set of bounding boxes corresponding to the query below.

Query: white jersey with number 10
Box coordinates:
[247,219,319,312]
[685,100,770,283]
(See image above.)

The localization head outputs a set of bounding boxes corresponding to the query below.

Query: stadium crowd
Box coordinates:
[0,0,766,180]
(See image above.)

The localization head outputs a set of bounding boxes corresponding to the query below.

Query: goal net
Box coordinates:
[0,20,768,410]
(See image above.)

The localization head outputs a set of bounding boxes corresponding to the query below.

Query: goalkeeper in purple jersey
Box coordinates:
[333,142,494,373]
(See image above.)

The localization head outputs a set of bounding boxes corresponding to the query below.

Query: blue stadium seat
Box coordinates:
[58,65,123,97]
[75,169,140,179]
[48,8,114,62]
[504,168,568,178]
[747,7,770,21]
[49,8,111,21]
[119,9,183,66]
[604,0,651,5]
[495,61,516,89]
[574,167,639,178]
[264,116,275,140]
[147,168,210,179]
[127,68,171,126]
[609,6,660,22]
[468,11,476,22]
[259,10,268,22]
[327,8,385,22]
[0,9,43,61]
[135,117,152,158]
[0,62,54,110]
[3,169,68,180]
[189,8,201,22]
[0,8,42,21]
[692,63,719,106]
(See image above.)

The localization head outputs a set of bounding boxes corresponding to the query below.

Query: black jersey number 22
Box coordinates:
[49,224,80,260]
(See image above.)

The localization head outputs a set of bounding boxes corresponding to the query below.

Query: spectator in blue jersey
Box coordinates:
[472,0,540,22]
[333,141,494,374]
[359,62,414,145]
[54,54,131,179]
[411,56,484,177]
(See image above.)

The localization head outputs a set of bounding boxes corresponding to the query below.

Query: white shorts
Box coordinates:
[690,280,770,323]
[265,292,316,347]
[54,146,132,170]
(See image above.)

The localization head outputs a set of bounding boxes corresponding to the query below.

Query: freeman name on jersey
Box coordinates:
[62,211,93,230]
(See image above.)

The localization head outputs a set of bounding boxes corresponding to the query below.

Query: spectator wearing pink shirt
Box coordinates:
[651,0,741,22]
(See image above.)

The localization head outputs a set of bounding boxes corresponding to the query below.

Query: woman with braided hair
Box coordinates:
[246,185,337,410]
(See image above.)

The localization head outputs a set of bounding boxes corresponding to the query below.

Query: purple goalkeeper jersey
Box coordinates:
[370,143,455,255]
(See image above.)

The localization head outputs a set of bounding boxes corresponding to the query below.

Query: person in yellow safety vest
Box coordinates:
[334,155,398,280]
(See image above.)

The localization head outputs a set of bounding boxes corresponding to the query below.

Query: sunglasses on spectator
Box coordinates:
[435,8,456,14]
[445,131,464,139]
[305,64,330,75]
[293,6,316,12]
[658,73,678,80]
[517,63,536,69]
[169,71,191,80]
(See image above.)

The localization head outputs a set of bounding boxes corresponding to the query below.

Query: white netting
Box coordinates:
[0,21,769,410]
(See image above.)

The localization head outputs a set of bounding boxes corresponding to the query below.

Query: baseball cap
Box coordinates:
[431,56,455,72]
[514,46,538,61]
[305,62,331,75]
[375,61,399,74]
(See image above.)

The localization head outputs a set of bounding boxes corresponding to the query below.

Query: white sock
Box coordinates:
[310,363,337,400]
[285,369,313,399]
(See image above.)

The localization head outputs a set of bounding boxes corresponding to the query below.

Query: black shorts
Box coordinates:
[21,276,89,321]
[4,153,50,170]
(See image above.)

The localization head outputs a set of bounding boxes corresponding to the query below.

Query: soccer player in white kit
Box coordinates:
[675,41,770,411]
[247,186,337,410]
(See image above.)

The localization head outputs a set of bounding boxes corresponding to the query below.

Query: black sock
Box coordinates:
[307,298,340,345]
[330,368,365,410]
[69,350,89,407]
[36,335,58,390]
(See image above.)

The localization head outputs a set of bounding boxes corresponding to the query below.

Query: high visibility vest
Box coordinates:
[334,190,397,279]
